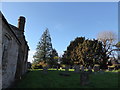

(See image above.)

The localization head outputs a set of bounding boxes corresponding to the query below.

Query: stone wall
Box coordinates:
[2,19,20,88]
[1,12,29,89]
[0,12,2,90]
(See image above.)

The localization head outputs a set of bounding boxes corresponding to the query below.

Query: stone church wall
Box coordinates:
[1,12,29,89]
[2,18,20,89]
[0,12,2,90]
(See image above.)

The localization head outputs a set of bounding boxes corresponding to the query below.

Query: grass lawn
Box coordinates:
[13,69,119,88]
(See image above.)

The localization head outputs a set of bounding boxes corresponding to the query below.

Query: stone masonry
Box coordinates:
[0,12,29,89]
[0,12,2,90]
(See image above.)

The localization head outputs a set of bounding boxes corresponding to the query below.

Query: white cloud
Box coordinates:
[28,50,36,63]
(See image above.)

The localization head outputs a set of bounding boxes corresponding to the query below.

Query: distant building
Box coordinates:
[0,12,29,89]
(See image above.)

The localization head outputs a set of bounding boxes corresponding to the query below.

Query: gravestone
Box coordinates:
[88,66,92,73]
[74,65,80,73]
[81,65,84,72]
[93,65,100,72]
[80,71,90,86]
[65,65,69,72]
[43,66,48,74]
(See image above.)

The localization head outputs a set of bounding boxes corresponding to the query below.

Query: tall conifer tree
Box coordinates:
[33,28,53,64]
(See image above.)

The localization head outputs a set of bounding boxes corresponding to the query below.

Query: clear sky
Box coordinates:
[1,2,118,62]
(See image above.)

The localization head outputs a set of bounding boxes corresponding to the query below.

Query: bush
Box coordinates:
[32,64,43,69]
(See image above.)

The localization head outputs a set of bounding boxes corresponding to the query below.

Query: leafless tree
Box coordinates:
[97,31,117,56]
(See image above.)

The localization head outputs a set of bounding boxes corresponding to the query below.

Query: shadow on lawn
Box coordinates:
[10,69,119,88]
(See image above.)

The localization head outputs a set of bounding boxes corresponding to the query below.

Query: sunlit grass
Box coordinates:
[30,68,120,72]
[13,69,119,88]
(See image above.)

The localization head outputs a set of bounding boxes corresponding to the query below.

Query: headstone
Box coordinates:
[88,66,92,73]
[43,66,48,74]
[80,71,90,86]
[81,65,84,72]
[74,65,80,73]
[65,65,69,72]
[93,65,100,72]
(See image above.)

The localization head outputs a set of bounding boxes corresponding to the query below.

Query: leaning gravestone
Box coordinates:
[74,65,80,73]
[80,71,90,86]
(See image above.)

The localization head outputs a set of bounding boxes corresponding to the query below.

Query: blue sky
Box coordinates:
[1,2,118,62]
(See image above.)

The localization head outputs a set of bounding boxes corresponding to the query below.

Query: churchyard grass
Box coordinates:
[13,69,119,88]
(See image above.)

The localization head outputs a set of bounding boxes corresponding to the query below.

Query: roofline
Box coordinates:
[0,11,21,45]
[1,11,30,50]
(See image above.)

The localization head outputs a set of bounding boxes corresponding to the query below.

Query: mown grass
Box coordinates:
[13,69,119,88]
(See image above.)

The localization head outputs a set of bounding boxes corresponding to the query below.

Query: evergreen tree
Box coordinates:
[61,37,85,65]
[49,49,59,68]
[33,28,53,65]
[61,37,107,69]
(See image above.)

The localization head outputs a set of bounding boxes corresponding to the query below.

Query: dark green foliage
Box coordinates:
[61,37,85,65]
[61,37,108,69]
[33,28,53,64]
[49,49,59,68]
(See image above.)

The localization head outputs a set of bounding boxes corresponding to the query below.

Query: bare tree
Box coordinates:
[97,31,117,56]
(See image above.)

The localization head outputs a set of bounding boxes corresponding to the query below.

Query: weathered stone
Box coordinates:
[88,66,92,73]
[1,12,29,89]
[80,71,90,86]
[81,65,84,72]
[74,65,80,73]
[43,66,48,74]
[0,12,2,90]
[65,65,69,72]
